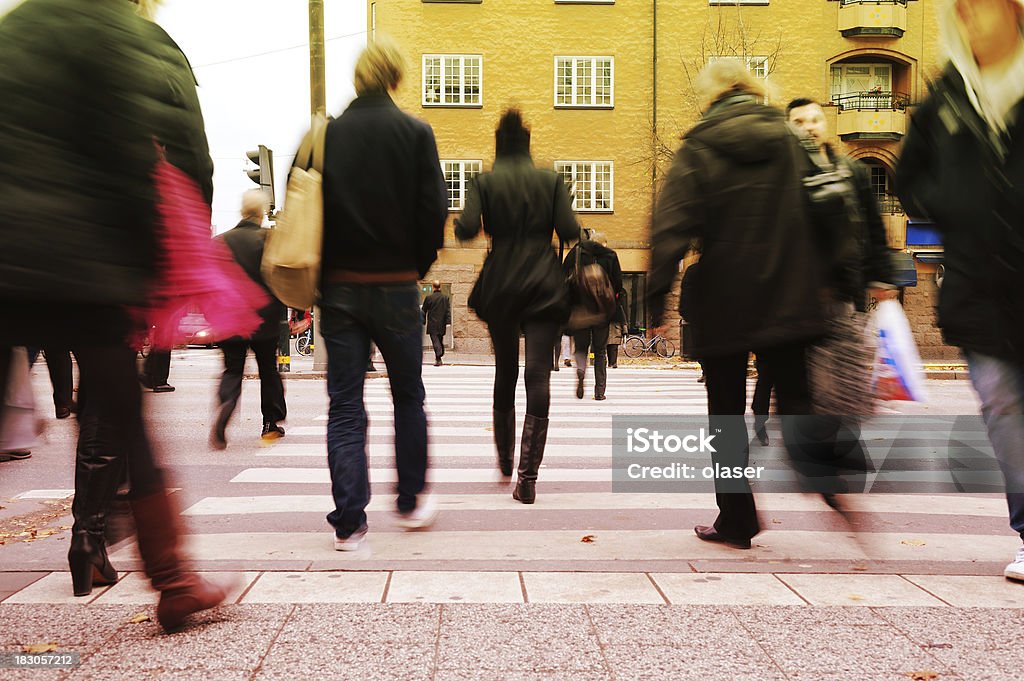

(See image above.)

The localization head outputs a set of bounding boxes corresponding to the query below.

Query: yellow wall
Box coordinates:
[366,0,938,266]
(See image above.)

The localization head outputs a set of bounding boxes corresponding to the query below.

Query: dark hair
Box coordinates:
[786,97,820,115]
[495,109,531,156]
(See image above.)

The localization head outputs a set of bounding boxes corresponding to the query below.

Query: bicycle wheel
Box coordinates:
[296,334,312,356]
[622,336,645,358]
[655,338,675,358]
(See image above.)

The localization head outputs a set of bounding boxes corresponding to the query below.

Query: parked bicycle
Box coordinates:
[295,327,313,356]
[622,332,675,358]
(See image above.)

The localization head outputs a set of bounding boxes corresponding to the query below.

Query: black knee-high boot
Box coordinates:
[513,414,549,504]
[493,407,515,476]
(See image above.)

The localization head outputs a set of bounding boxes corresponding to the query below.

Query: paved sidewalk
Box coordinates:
[0,600,1020,679]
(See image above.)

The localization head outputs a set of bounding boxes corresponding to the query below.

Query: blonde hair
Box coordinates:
[354,37,406,95]
[132,0,163,21]
[694,59,769,112]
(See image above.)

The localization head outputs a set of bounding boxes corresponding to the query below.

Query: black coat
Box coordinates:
[648,94,826,358]
[0,0,213,310]
[218,221,286,341]
[421,291,450,335]
[0,0,162,308]
[455,153,580,324]
[823,148,895,308]
[321,93,448,279]
[897,67,1024,364]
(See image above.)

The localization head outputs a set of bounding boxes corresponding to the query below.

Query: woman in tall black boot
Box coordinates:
[455,110,580,503]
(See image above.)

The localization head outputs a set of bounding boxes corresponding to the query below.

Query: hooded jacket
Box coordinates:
[648,94,826,358]
[897,1,1024,363]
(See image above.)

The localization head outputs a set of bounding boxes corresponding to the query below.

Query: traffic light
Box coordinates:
[245,144,275,211]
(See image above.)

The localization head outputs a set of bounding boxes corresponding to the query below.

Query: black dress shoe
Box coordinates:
[55,406,72,419]
[594,395,606,401]
[261,422,285,441]
[152,384,175,393]
[694,525,752,549]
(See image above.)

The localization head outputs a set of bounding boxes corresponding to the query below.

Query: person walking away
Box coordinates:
[564,231,622,400]
[607,288,628,369]
[456,109,580,502]
[210,190,288,449]
[647,60,827,549]
[320,39,448,550]
[422,280,450,366]
[0,0,229,628]
[897,0,1024,581]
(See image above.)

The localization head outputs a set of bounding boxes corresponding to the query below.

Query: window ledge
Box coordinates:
[554,104,615,110]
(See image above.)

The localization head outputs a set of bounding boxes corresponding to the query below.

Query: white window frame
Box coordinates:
[441,160,482,211]
[554,56,614,109]
[554,160,614,213]
[422,54,482,107]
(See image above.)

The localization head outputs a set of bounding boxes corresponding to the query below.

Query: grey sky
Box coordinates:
[1,0,368,231]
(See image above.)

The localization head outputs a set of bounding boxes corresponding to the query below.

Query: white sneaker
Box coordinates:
[333,526,368,551]
[395,494,438,530]
[1005,546,1024,582]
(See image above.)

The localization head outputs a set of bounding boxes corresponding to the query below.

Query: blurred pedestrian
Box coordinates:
[422,280,450,366]
[647,60,826,549]
[456,109,580,503]
[751,354,771,445]
[606,288,628,369]
[210,190,288,449]
[320,39,447,550]
[564,231,621,400]
[0,0,229,628]
[897,0,1024,581]
[786,97,897,502]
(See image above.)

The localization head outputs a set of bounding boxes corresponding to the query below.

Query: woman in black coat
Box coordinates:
[0,0,227,628]
[455,110,580,503]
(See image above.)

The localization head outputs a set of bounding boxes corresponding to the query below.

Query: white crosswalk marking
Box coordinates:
[101,365,1015,596]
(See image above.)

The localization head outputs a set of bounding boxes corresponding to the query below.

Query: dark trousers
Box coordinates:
[142,349,171,386]
[218,337,286,426]
[429,332,445,362]
[574,324,610,399]
[43,348,75,411]
[751,355,773,428]
[607,344,619,367]
[701,343,812,540]
[489,319,559,418]
[320,283,428,537]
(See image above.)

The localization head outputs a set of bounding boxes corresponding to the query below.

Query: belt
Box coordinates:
[326,269,418,284]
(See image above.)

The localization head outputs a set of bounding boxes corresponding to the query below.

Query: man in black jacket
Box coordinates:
[421,281,450,366]
[898,0,1024,582]
[564,230,622,401]
[210,191,287,449]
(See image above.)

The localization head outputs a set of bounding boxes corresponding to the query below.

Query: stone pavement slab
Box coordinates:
[387,570,522,603]
[775,574,948,607]
[0,603,1022,679]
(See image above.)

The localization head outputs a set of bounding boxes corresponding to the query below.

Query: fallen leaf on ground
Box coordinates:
[901,539,927,547]
[580,535,596,543]
[904,671,939,680]
[22,643,59,653]
[128,612,152,624]
[847,594,864,601]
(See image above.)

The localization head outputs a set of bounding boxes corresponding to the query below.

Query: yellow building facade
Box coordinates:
[366,0,948,357]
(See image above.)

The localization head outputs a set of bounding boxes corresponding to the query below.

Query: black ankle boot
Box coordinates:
[69,521,118,596]
[513,414,549,504]
[493,408,515,476]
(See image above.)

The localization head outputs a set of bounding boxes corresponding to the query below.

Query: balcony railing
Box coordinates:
[840,0,906,5]
[831,91,909,112]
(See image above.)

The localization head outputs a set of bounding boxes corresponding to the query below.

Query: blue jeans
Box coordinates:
[966,351,1024,539]
[320,283,428,538]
